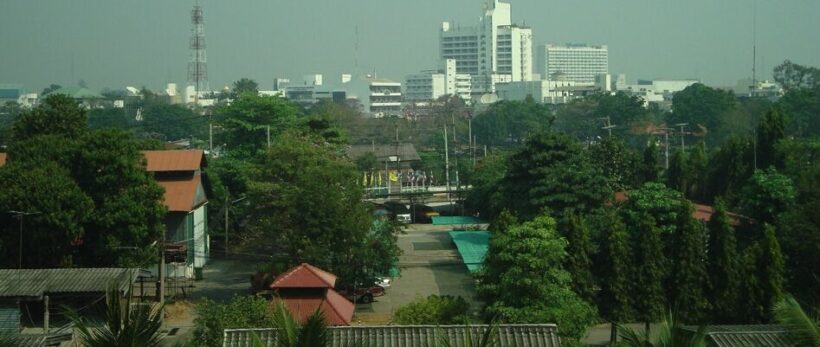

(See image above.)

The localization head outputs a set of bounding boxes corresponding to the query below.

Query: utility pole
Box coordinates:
[664,131,670,169]
[224,191,229,254]
[444,126,451,208]
[599,116,615,137]
[159,232,165,307]
[468,118,473,164]
[675,123,688,152]
[266,126,271,148]
[209,122,213,153]
[9,211,39,269]
[473,136,477,166]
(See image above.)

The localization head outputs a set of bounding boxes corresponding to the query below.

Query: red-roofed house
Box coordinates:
[142,150,210,279]
[614,191,746,226]
[270,263,355,326]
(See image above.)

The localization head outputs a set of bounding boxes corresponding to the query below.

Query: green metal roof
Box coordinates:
[0,268,137,299]
[42,86,103,99]
[448,231,490,273]
[432,216,487,225]
[224,324,561,347]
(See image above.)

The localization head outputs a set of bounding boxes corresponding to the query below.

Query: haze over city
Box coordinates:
[2,0,820,91]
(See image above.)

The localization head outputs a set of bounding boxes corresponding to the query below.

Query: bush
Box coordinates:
[192,295,276,347]
[393,295,471,325]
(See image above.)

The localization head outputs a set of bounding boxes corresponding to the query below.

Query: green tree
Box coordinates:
[232,78,259,96]
[621,182,685,236]
[394,295,471,325]
[66,287,163,347]
[242,133,381,282]
[560,210,595,303]
[617,311,708,347]
[686,143,708,201]
[12,94,86,141]
[705,198,741,323]
[478,214,597,342]
[87,107,131,129]
[668,83,736,145]
[773,295,820,347]
[0,101,22,145]
[217,93,300,155]
[773,60,820,91]
[501,131,610,219]
[589,136,639,191]
[465,154,507,218]
[632,213,667,332]
[192,295,277,347]
[667,202,710,323]
[140,102,202,140]
[40,83,62,96]
[0,161,93,268]
[739,168,796,224]
[777,85,820,137]
[741,224,785,323]
[595,209,633,344]
[755,108,786,169]
[639,140,663,183]
[472,99,553,147]
[705,136,754,202]
[666,149,689,195]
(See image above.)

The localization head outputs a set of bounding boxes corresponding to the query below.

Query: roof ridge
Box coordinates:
[303,263,336,288]
[322,289,348,324]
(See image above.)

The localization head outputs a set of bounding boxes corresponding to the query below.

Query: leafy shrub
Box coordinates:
[394,295,471,325]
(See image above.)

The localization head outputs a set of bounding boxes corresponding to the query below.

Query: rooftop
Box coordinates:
[0,268,137,299]
[142,149,206,172]
[271,263,338,289]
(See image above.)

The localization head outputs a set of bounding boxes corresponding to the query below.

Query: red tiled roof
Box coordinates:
[271,263,338,289]
[273,289,355,326]
[142,150,205,172]
[157,175,203,212]
[0,153,6,166]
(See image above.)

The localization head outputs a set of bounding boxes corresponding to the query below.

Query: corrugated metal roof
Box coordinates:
[0,268,137,298]
[345,143,421,163]
[682,325,792,347]
[433,216,486,225]
[157,174,205,212]
[449,231,490,273]
[142,150,206,172]
[271,263,338,289]
[224,324,561,347]
[272,289,355,326]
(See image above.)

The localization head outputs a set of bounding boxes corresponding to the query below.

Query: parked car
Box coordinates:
[411,204,440,223]
[383,201,411,223]
[337,284,386,304]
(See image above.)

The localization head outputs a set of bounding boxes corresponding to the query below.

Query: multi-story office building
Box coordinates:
[536,44,608,84]
[405,59,472,103]
[440,0,532,95]
[369,80,402,117]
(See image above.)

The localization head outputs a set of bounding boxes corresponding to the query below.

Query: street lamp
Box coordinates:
[9,210,40,269]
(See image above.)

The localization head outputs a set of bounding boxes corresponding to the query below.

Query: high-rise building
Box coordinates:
[536,44,608,84]
[440,0,532,96]
[405,59,472,103]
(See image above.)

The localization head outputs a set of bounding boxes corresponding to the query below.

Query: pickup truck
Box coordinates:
[336,284,386,304]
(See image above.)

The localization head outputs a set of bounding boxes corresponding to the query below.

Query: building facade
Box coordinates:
[440,0,532,96]
[369,80,402,117]
[536,44,609,84]
[405,59,472,103]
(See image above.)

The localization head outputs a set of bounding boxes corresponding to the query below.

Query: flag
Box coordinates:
[389,170,398,182]
[378,172,382,186]
[363,172,367,187]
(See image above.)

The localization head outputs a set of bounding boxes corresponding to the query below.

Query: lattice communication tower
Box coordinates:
[187,3,209,93]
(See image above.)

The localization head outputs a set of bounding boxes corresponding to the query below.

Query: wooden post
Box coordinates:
[43,295,49,333]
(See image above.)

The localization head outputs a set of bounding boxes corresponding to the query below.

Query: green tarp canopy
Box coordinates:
[432,216,486,225]
[448,231,490,273]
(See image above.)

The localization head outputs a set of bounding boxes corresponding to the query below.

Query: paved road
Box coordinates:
[354,223,479,324]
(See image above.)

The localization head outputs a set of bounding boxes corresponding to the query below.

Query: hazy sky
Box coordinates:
[2,0,819,93]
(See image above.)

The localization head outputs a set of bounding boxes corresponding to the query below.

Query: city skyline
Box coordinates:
[1,0,819,92]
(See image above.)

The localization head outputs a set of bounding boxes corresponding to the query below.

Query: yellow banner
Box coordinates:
[389,170,398,182]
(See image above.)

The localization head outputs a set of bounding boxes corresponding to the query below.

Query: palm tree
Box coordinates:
[262,301,330,347]
[426,322,501,347]
[617,311,707,347]
[773,295,820,347]
[65,286,164,347]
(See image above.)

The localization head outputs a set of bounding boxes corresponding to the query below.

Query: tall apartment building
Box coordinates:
[440,0,532,96]
[405,59,472,103]
[536,44,608,84]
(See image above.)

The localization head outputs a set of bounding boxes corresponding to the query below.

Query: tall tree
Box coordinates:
[217,93,300,156]
[232,78,259,96]
[667,202,710,323]
[666,149,689,195]
[478,214,597,343]
[741,224,786,323]
[739,168,796,225]
[560,210,595,303]
[706,198,741,323]
[140,103,202,141]
[639,140,663,183]
[12,94,86,141]
[686,143,709,201]
[706,136,754,202]
[668,83,736,145]
[773,60,820,91]
[756,109,786,170]
[595,209,633,344]
[465,154,507,218]
[472,99,553,147]
[589,136,639,191]
[631,213,666,332]
[501,130,610,219]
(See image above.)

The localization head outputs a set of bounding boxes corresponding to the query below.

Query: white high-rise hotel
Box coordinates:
[440,0,533,95]
[537,44,609,84]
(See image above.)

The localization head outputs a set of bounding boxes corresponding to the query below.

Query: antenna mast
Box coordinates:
[188,1,209,102]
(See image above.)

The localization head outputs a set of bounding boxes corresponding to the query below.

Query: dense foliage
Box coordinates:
[393,295,471,325]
